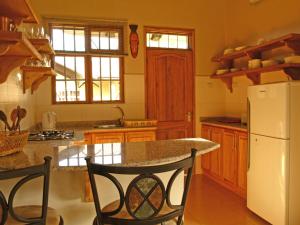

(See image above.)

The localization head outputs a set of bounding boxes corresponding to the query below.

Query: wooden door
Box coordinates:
[210,127,223,177]
[146,49,194,140]
[236,132,248,192]
[222,130,236,186]
[199,125,211,172]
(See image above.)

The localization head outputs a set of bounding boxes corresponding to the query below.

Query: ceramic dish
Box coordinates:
[216,69,229,75]
[235,46,248,51]
[230,68,240,72]
[261,60,278,67]
[223,48,234,55]
[248,59,261,69]
[284,56,300,64]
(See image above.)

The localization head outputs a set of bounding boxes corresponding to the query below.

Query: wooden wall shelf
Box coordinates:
[29,38,55,55]
[211,33,300,92]
[21,66,56,94]
[0,0,39,25]
[0,31,42,84]
[212,33,300,63]
[211,63,300,92]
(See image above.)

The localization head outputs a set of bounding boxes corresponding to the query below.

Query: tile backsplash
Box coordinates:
[0,69,36,131]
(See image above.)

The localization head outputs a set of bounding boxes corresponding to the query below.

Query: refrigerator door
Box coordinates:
[248,82,290,139]
[247,134,289,225]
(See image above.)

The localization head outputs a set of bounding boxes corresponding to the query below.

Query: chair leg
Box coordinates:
[177,216,183,225]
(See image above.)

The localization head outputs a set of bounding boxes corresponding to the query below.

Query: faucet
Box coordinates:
[113,105,125,126]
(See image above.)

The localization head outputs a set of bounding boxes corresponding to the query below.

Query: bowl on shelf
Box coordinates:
[261,60,279,67]
[230,68,240,72]
[248,59,261,69]
[216,69,229,75]
[235,46,248,51]
[223,48,234,55]
[284,56,300,64]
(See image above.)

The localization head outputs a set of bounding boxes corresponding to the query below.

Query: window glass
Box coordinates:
[146,33,189,49]
[51,24,123,103]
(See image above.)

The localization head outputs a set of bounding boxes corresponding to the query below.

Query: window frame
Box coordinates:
[50,23,125,105]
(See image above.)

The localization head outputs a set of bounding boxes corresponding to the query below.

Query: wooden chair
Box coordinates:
[85,149,197,225]
[0,157,64,225]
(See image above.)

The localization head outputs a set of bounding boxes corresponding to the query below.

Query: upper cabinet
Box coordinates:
[0,0,56,93]
[211,33,300,92]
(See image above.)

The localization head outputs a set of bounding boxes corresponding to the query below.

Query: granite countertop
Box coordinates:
[201,117,248,132]
[0,138,219,171]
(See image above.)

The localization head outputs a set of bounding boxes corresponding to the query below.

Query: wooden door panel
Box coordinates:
[156,55,186,121]
[222,130,236,186]
[210,127,223,177]
[146,49,194,140]
[237,132,248,192]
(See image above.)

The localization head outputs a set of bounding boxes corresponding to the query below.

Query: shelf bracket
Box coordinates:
[246,72,261,85]
[221,77,233,93]
[31,75,49,94]
[285,41,300,55]
[283,67,300,80]
[0,56,27,83]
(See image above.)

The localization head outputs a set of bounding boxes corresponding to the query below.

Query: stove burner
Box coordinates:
[28,130,75,141]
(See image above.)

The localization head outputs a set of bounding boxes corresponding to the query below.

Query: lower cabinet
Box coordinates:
[92,132,125,144]
[200,124,248,198]
[83,128,156,202]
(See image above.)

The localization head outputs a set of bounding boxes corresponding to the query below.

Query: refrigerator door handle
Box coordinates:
[247,97,251,171]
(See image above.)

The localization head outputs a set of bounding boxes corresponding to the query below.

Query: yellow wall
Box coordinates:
[30,0,228,136]
[223,0,300,117]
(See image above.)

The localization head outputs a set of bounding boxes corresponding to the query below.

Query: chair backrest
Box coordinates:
[0,157,52,225]
[85,148,197,225]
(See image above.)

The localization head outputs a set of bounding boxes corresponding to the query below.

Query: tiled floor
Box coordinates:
[184,175,271,225]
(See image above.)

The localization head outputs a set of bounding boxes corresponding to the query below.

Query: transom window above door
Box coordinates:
[50,23,124,104]
[146,33,189,49]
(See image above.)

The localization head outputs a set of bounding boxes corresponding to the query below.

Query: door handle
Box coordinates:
[247,98,251,171]
[187,112,192,122]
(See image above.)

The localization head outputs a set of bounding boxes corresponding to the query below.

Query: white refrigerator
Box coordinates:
[247,81,300,225]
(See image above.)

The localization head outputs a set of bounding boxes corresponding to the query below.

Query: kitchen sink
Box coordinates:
[93,124,123,129]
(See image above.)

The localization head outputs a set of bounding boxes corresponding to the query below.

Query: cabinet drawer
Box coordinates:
[92,133,124,144]
[125,131,156,143]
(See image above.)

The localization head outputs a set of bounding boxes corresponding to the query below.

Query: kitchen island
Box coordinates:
[0,138,219,225]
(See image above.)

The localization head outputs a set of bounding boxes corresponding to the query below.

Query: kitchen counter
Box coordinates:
[201,117,248,132]
[0,138,219,225]
[0,138,219,171]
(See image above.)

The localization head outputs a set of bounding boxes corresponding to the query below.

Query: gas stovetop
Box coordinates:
[28,130,75,141]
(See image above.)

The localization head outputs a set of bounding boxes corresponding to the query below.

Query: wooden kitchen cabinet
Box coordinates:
[236,132,248,193]
[92,132,125,144]
[210,127,223,177]
[200,123,248,198]
[125,131,156,143]
[200,125,211,172]
[222,130,236,187]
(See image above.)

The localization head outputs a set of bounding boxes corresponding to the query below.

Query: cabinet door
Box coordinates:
[222,130,236,186]
[201,125,211,171]
[210,127,223,177]
[236,132,248,192]
[92,133,124,144]
[125,131,156,143]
